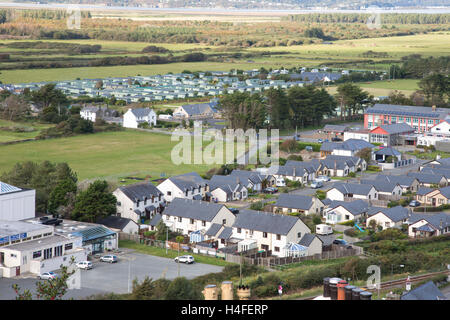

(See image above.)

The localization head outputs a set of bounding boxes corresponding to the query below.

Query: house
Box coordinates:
[320,139,374,157]
[229,170,271,192]
[369,123,415,146]
[344,129,370,142]
[97,216,139,235]
[407,172,448,188]
[420,167,450,183]
[209,175,248,202]
[415,186,450,207]
[297,233,323,256]
[321,124,350,138]
[407,212,450,238]
[326,183,378,202]
[123,107,157,128]
[273,194,325,216]
[374,175,420,193]
[360,179,403,199]
[80,105,116,122]
[401,281,447,300]
[172,102,217,119]
[155,198,235,236]
[113,183,165,224]
[0,181,35,221]
[318,155,366,177]
[364,103,449,132]
[0,220,86,278]
[273,162,319,184]
[373,147,402,163]
[157,172,209,202]
[324,200,369,224]
[366,206,410,230]
[230,209,311,257]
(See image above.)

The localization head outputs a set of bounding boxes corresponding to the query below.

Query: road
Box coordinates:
[0,251,223,300]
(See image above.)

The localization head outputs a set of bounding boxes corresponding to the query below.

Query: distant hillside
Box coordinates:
[7,0,450,9]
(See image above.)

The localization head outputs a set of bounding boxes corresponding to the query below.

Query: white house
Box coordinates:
[114,182,165,224]
[157,172,209,203]
[229,209,311,257]
[80,105,115,122]
[324,200,369,224]
[0,182,35,221]
[366,206,410,230]
[123,108,157,128]
[344,130,370,142]
[326,183,378,202]
[273,194,325,216]
[407,213,450,238]
[155,198,235,237]
[209,175,248,202]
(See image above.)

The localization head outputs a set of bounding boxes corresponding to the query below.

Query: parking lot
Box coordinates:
[0,251,223,300]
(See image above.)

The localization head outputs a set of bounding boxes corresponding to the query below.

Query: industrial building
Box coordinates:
[0,181,35,221]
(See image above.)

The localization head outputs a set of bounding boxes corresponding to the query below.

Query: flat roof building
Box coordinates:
[0,181,35,221]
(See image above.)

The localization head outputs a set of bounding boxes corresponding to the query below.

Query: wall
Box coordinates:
[436,141,450,153]
[0,189,36,221]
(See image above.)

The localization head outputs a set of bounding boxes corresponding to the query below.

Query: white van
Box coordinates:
[276,177,286,187]
[76,261,93,270]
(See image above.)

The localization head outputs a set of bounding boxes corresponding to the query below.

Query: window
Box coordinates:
[249,230,254,236]
[428,119,434,124]
[167,191,171,196]
[178,217,182,222]
[237,228,242,234]
[263,232,268,238]
[276,234,281,241]
[190,219,194,225]
[33,251,42,259]
[43,248,52,260]
[54,245,63,257]
[274,247,280,252]
[413,118,418,123]
[202,221,206,227]
[64,243,73,251]
[222,219,226,225]
[297,232,302,238]
[33,234,42,240]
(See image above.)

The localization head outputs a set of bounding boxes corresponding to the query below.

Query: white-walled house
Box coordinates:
[366,206,410,230]
[123,108,157,128]
[407,213,450,238]
[0,182,35,221]
[326,183,378,202]
[273,194,325,216]
[229,209,311,257]
[155,198,235,236]
[157,172,209,203]
[114,183,165,224]
[209,175,248,202]
[324,200,369,224]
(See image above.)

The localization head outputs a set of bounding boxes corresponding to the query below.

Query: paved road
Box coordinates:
[0,252,223,300]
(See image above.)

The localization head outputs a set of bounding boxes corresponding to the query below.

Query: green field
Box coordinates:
[0,130,242,182]
[0,119,53,143]
[326,79,420,97]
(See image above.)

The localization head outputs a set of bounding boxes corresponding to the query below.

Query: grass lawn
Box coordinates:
[119,240,233,267]
[0,119,53,143]
[0,129,242,182]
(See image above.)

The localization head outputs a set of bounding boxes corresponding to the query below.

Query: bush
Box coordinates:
[280,139,301,153]
[367,165,381,172]
[287,154,303,161]
[344,228,357,237]
[250,201,264,211]
[348,172,356,178]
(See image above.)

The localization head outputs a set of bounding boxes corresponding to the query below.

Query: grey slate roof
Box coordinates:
[332,183,375,196]
[407,172,446,184]
[316,234,336,247]
[360,179,400,193]
[166,172,207,191]
[164,198,225,222]
[375,175,418,187]
[416,187,434,196]
[408,212,450,231]
[130,107,154,117]
[439,186,450,198]
[321,139,374,152]
[378,123,415,134]
[209,175,245,195]
[232,209,304,235]
[401,281,447,300]
[205,223,223,237]
[118,183,163,202]
[180,103,215,116]
[322,124,349,132]
[328,200,369,216]
[229,170,265,185]
[298,233,320,247]
[149,214,162,226]
[421,167,450,179]
[417,224,435,232]
[369,206,410,222]
[275,194,315,210]
[218,226,233,240]
[375,147,402,157]
[97,216,136,230]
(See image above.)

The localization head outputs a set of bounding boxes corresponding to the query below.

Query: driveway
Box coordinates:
[0,251,223,300]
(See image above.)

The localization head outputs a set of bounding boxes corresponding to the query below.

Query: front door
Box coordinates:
[16,266,20,276]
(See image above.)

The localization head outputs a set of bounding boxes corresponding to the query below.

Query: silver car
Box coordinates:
[39,271,59,280]
[310,181,323,189]
[100,255,118,263]
[316,175,330,182]
[174,255,195,264]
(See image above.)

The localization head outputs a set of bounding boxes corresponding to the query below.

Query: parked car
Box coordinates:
[318,139,324,143]
[229,208,239,215]
[331,137,342,142]
[39,271,59,280]
[316,175,330,182]
[409,200,421,207]
[174,255,195,264]
[263,187,278,194]
[276,177,286,187]
[333,239,348,246]
[100,255,118,263]
[76,261,93,270]
[310,181,323,189]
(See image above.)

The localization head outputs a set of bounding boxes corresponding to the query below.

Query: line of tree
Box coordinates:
[285,13,450,24]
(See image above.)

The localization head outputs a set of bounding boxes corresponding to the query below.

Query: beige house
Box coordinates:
[415,186,450,207]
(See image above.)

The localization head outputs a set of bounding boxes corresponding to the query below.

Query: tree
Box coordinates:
[48,178,77,215]
[418,73,449,107]
[155,220,170,241]
[95,80,104,90]
[31,83,68,110]
[335,83,372,119]
[355,147,372,165]
[71,180,116,222]
[164,277,203,300]
[0,95,29,121]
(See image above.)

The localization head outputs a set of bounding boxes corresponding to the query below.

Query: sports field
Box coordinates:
[0,130,245,182]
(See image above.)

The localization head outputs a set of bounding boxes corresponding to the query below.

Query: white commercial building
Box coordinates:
[0,182,35,221]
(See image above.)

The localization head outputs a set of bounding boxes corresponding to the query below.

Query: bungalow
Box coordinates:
[320,139,374,157]
[157,172,209,203]
[123,107,157,128]
[209,175,248,202]
[155,198,235,236]
[407,172,448,188]
[229,170,272,192]
[97,216,139,235]
[172,102,217,119]
[324,200,369,224]
[321,124,350,138]
[420,167,450,183]
[374,175,420,193]
[229,209,311,257]
[373,147,402,163]
[407,212,450,238]
[318,155,366,177]
[366,206,410,230]
[415,186,450,207]
[360,179,403,199]
[273,194,325,216]
[273,162,318,184]
[297,233,323,256]
[113,182,165,224]
[326,183,378,202]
